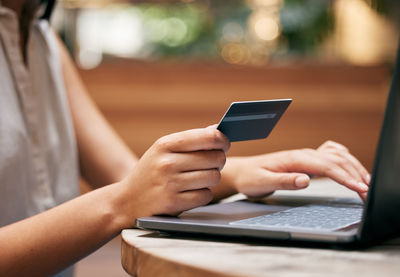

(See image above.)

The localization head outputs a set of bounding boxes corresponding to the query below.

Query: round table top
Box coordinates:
[121,179,400,277]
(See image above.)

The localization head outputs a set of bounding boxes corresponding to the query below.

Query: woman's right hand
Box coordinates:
[116,127,230,222]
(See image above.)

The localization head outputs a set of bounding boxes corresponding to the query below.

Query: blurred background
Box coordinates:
[57,0,399,67]
[50,0,400,276]
[53,0,400,170]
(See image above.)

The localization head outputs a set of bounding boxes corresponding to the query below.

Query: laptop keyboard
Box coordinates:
[230,204,363,231]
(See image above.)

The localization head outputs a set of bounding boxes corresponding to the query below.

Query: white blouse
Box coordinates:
[0,5,79,276]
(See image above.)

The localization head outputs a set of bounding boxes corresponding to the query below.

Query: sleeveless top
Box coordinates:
[0,4,79,277]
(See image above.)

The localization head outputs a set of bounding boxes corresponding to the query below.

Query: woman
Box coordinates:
[0,1,369,276]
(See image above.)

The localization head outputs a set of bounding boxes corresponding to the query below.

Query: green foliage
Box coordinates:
[137,0,251,59]
[280,0,333,54]
[139,0,333,59]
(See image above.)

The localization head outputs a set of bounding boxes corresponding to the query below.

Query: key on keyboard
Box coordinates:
[230,204,363,231]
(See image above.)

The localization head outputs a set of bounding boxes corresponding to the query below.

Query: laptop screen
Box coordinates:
[359,41,400,244]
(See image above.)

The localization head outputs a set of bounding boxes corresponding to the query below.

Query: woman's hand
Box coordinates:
[222,141,370,201]
[116,127,230,220]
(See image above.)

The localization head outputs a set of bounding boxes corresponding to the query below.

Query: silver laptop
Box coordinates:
[136,44,400,246]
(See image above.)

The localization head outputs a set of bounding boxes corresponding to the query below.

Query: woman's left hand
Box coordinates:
[222,141,370,201]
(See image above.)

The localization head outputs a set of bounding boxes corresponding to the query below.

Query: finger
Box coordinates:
[267,172,310,191]
[318,140,349,152]
[158,128,230,153]
[324,164,369,193]
[176,150,226,171]
[155,188,214,216]
[173,169,221,192]
[286,150,369,193]
[320,147,370,185]
[338,151,371,184]
[240,170,310,198]
[323,152,364,185]
[319,141,370,184]
[358,191,368,202]
[177,188,214,211]
[206,124,218,129]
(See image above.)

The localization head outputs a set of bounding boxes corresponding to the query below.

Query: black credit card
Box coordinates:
[217,99,292,142]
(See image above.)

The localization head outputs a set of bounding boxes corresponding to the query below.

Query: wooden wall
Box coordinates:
[79,61,391,171]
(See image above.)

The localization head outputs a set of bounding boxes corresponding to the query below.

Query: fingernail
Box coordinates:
[365,174,371,184]
[357,182,369,192]
[295,175,310,188]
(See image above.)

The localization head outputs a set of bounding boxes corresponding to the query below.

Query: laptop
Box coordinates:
[136,43,400,246]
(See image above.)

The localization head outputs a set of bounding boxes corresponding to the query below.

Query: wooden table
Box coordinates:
[121,179,400,277]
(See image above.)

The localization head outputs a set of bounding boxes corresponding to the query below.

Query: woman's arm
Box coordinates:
[57,35,138,188]
[0,127,229,277]
[0,183,127,276]
[0,35,230,276]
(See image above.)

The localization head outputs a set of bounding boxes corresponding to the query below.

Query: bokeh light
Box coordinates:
[221,43,251,64]
[55,0,399,68]
[254,16,279,41]
[222,22,245,43]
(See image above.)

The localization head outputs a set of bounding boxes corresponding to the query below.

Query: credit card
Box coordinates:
[217,99,292,142]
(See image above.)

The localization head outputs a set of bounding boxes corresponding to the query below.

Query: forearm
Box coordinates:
[0,182,133,277]
[69,83,137,187]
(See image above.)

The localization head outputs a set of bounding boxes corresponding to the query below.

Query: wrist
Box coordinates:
[223,156,245,189]
[212,157,243,201]
[106,180,139,231]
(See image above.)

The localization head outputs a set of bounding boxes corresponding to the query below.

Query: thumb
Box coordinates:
[267,172,310,191]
